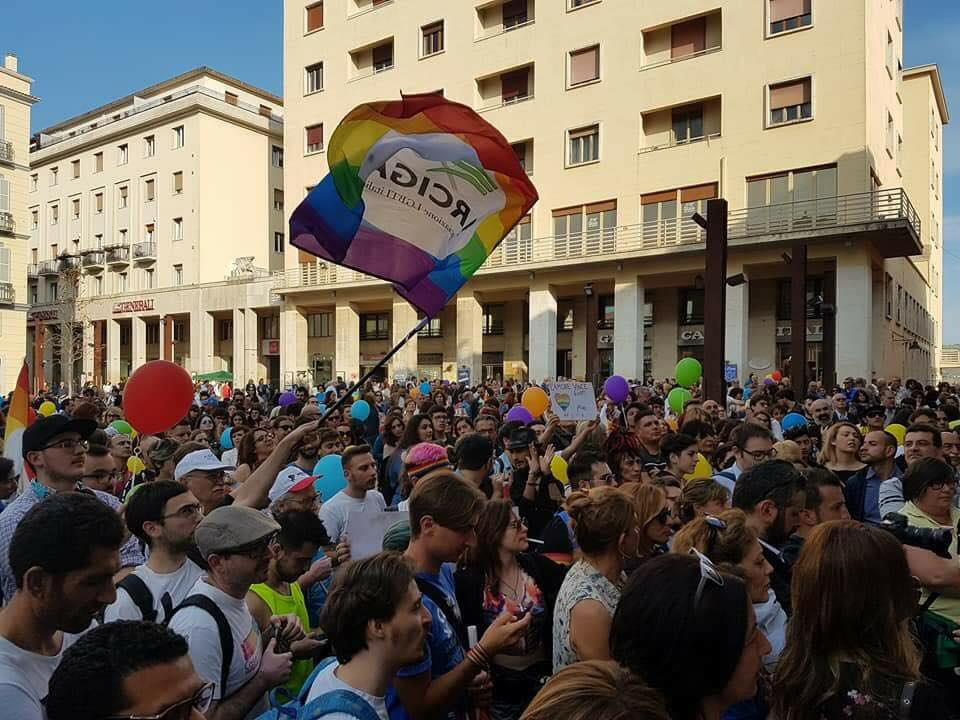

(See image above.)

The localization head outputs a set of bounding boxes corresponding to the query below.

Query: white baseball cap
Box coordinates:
[174,449,235,482]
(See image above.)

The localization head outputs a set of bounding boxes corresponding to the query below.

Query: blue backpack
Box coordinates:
[255,657,382,720]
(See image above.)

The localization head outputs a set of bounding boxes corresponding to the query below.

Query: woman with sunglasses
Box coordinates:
[612,553,772,720]
[817,422,866,483]
[456,500,567,719]
[620,483,674,568]
[553,486,639,671]
[232,427,277,485]
[772,521,951,720]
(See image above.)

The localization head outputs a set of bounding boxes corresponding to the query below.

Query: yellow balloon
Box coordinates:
[127,456,146,474]
[886,423,907,446]
[550,454,569,486]
[38,401,56,417]
[684,453,713,483]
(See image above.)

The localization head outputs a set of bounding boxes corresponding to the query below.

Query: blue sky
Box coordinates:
[3,0,958,340]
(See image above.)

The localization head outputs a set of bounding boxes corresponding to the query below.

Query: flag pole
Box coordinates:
[317,315,431,424]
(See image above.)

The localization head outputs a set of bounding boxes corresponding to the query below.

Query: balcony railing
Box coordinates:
[38,259,59,275]
[0,211,13,234]
[133,241,157,261]
[0,141,13,163]
[0,282,13,305]
[640,45,723,72]
[58,256,81,272]
[106,246,130,265]
[273,189,920,292]
[477,93,535,113]
[27,263,37,278]
[639,132,721,154]
[82,251,105,270]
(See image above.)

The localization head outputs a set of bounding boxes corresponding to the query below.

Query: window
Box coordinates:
[569,45,600,86]
[119,228,128,245]
[30,174,37,192]
[306,124,324,154]
[224,91,238,106]
[71,198,80,219]
[483,304,505,335]
[769,77,812,125]
[360,313,389,340]
[568,124,599,165]
[95,192,104,214]
[31,209,38,229]
[642,183,717,244]
[173,125,185,148]
[173,217,183,241]
[50,243,58,259]
[118,144,128,165]
[500,68,530,104]
[274,189,284,211]
[173,264,183,286]
[886,111,895,157]
[145,223,155,242]
[569,0,599,8]
[679,288,705,324]
[146,323,160,344]
[143,268,154,289]
[50,167,58,186]
[306,1,324,32]
[29,284,37,304]
[117,272,128,293]
[272,146,284,168]
[769,0,812,35]
[885,273,893,318]
[308,312,332,337]
[746,165,836,231]
[886,31,894,77]
[671,17,706,59]
[173,171,183,194]
[261,315,280,339]
[118,186,128,209]
[50,204,59,225]
[553,201,617,256]
[94,152,103,173]
[144,135,155,157]
[422,21,444,57]
[672,104,704,144]
[305,63,324,94]
[274,232,285,253]
[502,0,528,29]
[71,159,80,179]
[218,319,234,341]
[373,42,394,73]
[173,322,185,343]
[49,281,58,303]
[896,134,903,172]
[145,179,155,202]
[511,140,533,174]
[776,278,824,320]
[94,233,103,249]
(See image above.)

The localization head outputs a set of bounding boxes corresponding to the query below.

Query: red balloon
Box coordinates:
[123,360,194,435]
[771,371,783,381]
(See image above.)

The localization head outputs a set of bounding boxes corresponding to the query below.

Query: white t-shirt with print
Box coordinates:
[0,631,81,718]
[167,578,267,717]
[318,490,386,543]
[105,558,205,624]
[304,659,388,720]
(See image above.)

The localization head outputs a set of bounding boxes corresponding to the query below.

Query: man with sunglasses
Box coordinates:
[0,415,144,603]
[712,423,774,495]
[47,620,213,720]
[269,416,324,503]
[863,405,887,433]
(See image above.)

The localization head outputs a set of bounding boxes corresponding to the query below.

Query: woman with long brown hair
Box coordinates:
[817,422,866,483]
[232,425,276,484]
[620,483,673,564]
[771,521,950,720]
[456,499,566,719]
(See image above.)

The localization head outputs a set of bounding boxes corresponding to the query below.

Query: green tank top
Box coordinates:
[249,581,314,695]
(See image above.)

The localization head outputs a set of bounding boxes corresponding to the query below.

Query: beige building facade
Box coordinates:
[0,53,37,393]
[27,68,284,390]
[278,0,947,388]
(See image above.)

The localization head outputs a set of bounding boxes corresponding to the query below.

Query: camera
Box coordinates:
[880,513,954,559]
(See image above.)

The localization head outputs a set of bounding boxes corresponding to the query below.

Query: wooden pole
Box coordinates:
[703,198,728,404]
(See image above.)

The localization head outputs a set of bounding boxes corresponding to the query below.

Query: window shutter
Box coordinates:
[570,46,599,85]
[373,44,392,67]
[306,125,324,147]
[225,92,238,106]
[0,247,9,283]
[298,250,315,264]
[769,0,810,22]
[306,3,324,31]
[585,200,616,214]
[503,0,526,21]
[0,106,4,141]
[500,69,529,101]
[641,190,678,205]
[680,183,718,202]
[770,79,810,110]
[671,17,706,58]
[0,176,9,212]
[552,206,582,217]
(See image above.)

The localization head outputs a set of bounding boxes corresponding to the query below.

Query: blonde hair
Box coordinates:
[671,509,758,566]
[566,486,637,555]
[621,482,667,526]
[817,422,862,466]
[773,439,802,464]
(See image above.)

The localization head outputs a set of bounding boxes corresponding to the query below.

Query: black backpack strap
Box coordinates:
[415,577,467,648]
[171,595,234,696]
[118,573,156,623]
[898,680,917,720]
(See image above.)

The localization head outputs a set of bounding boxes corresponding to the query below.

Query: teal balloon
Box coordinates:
[667,387,692,414]
[675,357,703,388]
[109,420,134,437]
[313,454,345,501]
[351,400,371,422]
[220,428,234,450]
[420,381,431,395]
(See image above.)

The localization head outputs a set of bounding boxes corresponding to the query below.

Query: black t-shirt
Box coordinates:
[638,447,666,475]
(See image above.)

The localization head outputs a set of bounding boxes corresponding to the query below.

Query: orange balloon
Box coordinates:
[521,387,550,417]
[410,387,421,399]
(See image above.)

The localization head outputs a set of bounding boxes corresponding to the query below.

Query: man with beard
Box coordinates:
[105,481,205,623]
[634,408,666,476]
[844,430,900,525]
[270,416,324,502]
[732,459,805,616]
[319,445,386,544]
[781,468,850,567]
[0,493,124,715]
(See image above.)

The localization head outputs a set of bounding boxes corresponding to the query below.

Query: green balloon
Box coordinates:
[675,357,703,388]
[667,387,692,414]
[110,419,134,437]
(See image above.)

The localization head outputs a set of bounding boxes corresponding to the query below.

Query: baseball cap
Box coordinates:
[505,427,537,450]
[268,473,316,503]
[194,505,280,557]
[174,449,235,482]
[22,415,98,458]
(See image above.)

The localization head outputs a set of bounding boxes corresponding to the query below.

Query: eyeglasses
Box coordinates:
[690,547,724,608]
[43,438,89,452]
[929,478,958,492]
[106,681,215,720]
[254,432,275,443]
[507,517,527,531]
[738,447,775,461]
[162,503,203,520]
[222,533,278,559]
[82,470,122,484]
[646,508,670,527]
[598,473,617,485]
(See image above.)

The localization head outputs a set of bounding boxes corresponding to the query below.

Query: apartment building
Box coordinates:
[0,53,36,392]
[279,0,945,386]
[27,67,284,390]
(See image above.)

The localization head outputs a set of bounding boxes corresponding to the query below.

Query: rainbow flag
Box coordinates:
[290,93,539,317]
[3,361,31,491]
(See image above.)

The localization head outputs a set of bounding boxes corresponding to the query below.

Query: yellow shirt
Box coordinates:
[249,581,313,695]
[902,500,960,624]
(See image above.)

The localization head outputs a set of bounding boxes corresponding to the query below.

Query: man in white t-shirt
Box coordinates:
[319,445,385,543]
[303,552,430,720]
[167,505,303,719]
[105,480,204,624]
[269,416,324,502]
[0,492,125,718]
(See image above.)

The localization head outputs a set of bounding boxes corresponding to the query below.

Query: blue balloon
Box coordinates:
[420,381,431,396]
[313,454,345,501]
[351,399,371,422]
[220,428,234,450]
[781,412,807,431]
[317,404,327,414]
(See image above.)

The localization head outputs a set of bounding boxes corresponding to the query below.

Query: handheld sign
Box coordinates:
[549,382,597,422]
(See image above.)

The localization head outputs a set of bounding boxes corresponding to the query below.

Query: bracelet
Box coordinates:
[467,644,491,671]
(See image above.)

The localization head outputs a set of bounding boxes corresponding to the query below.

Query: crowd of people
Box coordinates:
[0,370,958,719]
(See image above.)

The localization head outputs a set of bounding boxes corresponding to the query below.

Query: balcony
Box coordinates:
[0,141,13,164]
[476,0,535,42]
[38,259,59,276]
[0,211,13,234]
[641,11,723,71]
[133,241,157,263]
[476,65,534,113]
[348,39,394,81]
[27,263,38,278]
[82,251,105,272]
[57,255,81,272]
[640,97,722,154]
[0,282,13,305]
[105,246,130,266]
[273,189,922,294]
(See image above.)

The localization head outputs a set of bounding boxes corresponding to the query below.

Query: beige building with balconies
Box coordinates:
[277,0,946,387]
[0,53,37,393]
[27,67,285,390]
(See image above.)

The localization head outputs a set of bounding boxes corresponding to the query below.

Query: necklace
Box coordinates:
[498,564,524,602]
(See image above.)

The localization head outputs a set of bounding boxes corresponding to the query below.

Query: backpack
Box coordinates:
[415,577,468,647]
[117,573,174,624]
[255,657,382,720]
[167,594,234,697]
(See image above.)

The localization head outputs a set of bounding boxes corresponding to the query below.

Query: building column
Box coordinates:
[725,266,749,384]
[244,310,260,383]
[571,297,587,381]
[455,291,482,385]
[529,282,557,382]
[131,316,147,372]
[280,304,307,385]
[335,300,360,383]
[613,272,644,381]
[836,249,873,380]
[81,321,95,387]
[162,315,174,362]
[391,296,419,381]
[232,308,246,382]
[107,319,121,383]
[188,309,213,375]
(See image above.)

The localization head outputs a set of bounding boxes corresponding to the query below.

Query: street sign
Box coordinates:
[724,364,738,383]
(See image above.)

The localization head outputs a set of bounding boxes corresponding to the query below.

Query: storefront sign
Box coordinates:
[598,333,614,350]
[29,310,59,321]
[361,353,386,363]
[261,339,280,356]
[678,325,705,347]
[775,322,824,342]
[112,299,155,314]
